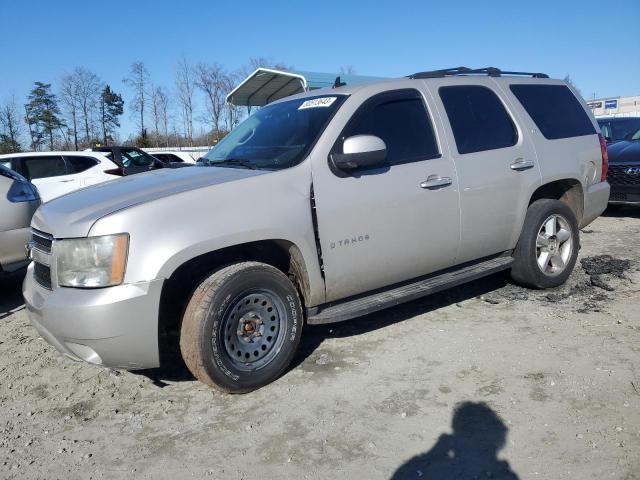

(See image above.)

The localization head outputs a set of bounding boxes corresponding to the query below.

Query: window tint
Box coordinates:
[121,149,155,167]
[439,86,518,154]
[20,156,67,180]
[66,156,97,173]
[510,84,596,140]
[597,118,640,142]
[340,89,439,166]
[155,153,182,162]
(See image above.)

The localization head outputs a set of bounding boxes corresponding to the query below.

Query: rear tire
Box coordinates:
[180,261,303,393]
[511,199,579,289]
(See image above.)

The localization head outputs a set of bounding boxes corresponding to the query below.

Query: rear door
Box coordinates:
[64,155,105,187]
[18,155,78,202]
[311,87,461,301]
[429,79,541,263]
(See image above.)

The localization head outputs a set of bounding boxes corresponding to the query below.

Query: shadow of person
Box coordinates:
[391,402,519,480]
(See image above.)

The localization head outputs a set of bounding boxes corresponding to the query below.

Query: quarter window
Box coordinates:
[339,89,440,166]
[510,84,596,140]
[20,156,67,180]
[439,86,518,154]
[65,156,98,173]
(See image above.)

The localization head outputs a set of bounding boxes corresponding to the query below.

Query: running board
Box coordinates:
[307,255,513,325]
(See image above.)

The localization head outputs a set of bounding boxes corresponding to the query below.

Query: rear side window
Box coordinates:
[340,89,440,166]
[510,84,596,140]
[439,86,517,154]
[65,156,98,173]
[20,156,67,180]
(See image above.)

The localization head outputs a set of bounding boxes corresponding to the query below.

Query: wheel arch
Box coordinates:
[157,239,314,356]
[528,178,584,223]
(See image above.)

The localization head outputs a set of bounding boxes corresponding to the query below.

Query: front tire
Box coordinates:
[180,262,303,393]
[511,199,579,289]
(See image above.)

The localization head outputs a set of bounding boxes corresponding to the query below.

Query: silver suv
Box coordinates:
[24,67,610,392]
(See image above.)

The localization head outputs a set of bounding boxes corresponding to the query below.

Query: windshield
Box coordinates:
[598,118,640,142]
[201,95,346,170]
[626,127,640,141]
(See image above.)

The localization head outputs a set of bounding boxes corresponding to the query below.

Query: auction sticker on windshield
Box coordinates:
[298,97,337,110]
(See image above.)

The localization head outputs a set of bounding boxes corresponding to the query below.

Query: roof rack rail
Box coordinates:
[408,67,549,79]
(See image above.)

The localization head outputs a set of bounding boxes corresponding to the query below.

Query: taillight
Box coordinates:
[104,167,125,176]
[598,133,608,182]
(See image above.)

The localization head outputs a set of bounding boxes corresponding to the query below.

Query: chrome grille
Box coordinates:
[31,229,53,290]
[607,165,640,186]
[31,229,53,253]
[34,262,52,290]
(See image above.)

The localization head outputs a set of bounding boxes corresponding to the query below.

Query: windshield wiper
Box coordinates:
[207,158,258,170]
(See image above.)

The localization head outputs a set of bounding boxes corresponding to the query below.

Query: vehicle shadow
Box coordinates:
[390,401,519,479]
[0,270,26,320]
[136,271,510,387]
[601,205,640,219]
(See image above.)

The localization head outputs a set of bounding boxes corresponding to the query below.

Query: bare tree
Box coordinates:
[73,67,102,145]
[155,87,170,147]
[223,71,244,131]
[195,62,227,142]
[175,57,195,146]
[123,61,150,137]
[59,73,80,149]
[339,65,357,75]
[0,95,23,153]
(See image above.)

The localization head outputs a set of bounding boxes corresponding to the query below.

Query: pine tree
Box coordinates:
[100,85,124,145]
[25,82,65,150]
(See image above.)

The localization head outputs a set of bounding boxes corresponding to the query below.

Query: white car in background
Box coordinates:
[0,151,122,202]
[146,150,198,164]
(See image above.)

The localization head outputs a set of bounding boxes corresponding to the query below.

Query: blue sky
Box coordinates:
[1,0,639,139]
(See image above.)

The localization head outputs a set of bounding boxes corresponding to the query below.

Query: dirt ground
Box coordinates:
[1,209,639,480]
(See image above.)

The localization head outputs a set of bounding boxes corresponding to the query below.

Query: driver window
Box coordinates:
[340,90,440,166]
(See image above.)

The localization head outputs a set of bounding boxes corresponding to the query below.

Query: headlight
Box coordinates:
[56,234,129,288]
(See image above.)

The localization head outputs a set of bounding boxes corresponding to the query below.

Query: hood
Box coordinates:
[32,166,266,237]
[607,140,640,164]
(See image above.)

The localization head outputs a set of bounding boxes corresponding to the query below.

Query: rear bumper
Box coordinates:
[23,264,163,369]
[581,181,610,228]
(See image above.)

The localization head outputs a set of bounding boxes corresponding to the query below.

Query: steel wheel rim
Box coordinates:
[220,289,286,371]
[535,214,573,277]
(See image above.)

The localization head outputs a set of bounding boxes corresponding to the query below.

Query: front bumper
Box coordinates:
[608,184,640,205]
[581,181,610,228]
[23,263,163,370]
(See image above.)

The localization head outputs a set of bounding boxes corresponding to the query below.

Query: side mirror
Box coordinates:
[330,135,388,173]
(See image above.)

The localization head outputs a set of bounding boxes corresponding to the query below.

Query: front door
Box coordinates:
[311,88,461,302]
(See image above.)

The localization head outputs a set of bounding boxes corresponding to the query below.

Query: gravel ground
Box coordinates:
[1,210,639,480]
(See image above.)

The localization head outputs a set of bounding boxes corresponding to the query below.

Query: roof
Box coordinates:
[0,151,110,159]
[226,68,385,107]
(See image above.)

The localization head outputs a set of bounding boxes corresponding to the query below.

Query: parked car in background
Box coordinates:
[24,68,609,393]
[0,151,121,202]
[0,165,40,276]
[606,126,640,206]
[147,151,197,164]
[597,117,640,144]
[91,146,192,175]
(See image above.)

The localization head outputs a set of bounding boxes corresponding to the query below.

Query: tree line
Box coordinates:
[0,57,295,154]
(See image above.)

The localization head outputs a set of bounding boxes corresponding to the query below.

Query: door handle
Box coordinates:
[59,179,75,183]
[510,159,535,171]
[420,175,452,189]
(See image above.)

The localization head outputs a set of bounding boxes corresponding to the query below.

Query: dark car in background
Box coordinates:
[91,146,192,175]
[597,117,640,144]
[606,127,640,206]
